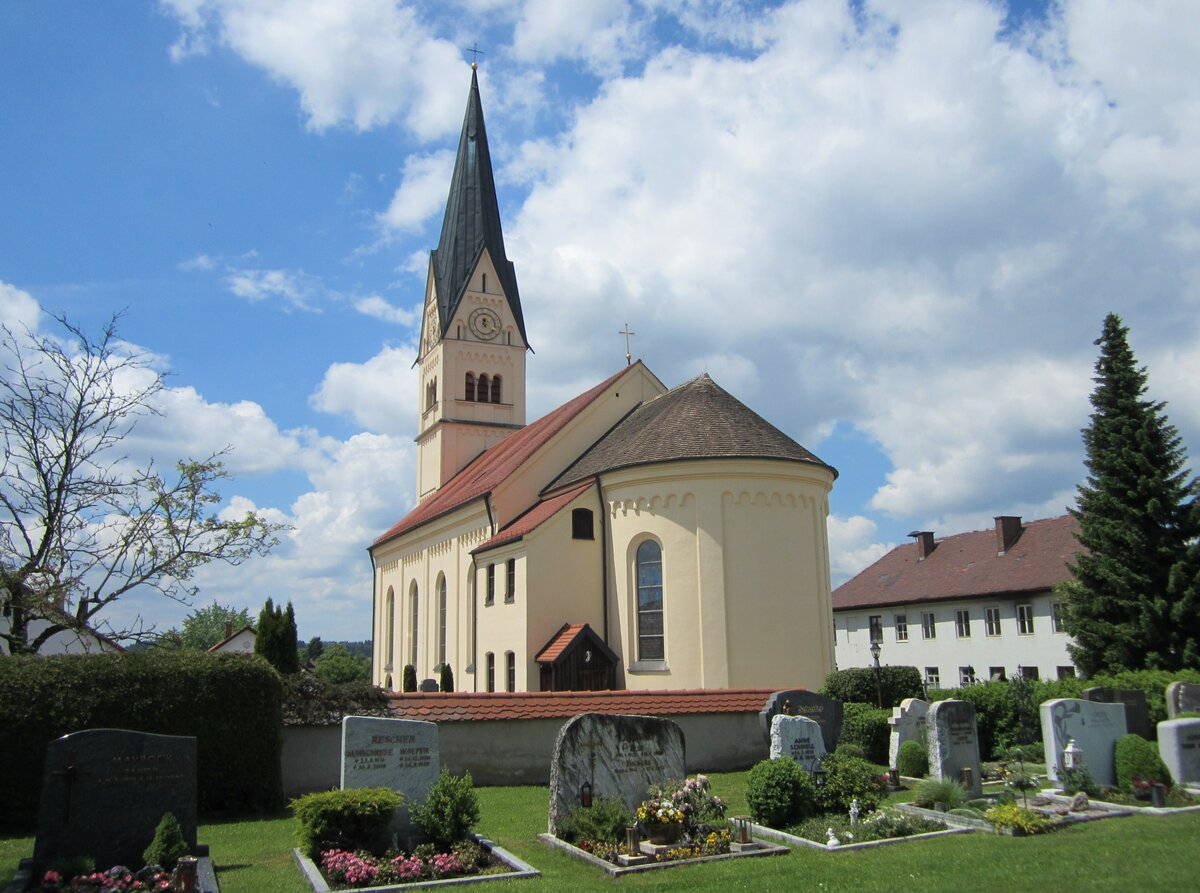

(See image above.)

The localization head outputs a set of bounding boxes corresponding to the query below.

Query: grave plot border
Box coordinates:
[536,833,789,876]
[1043,791,1200,817]
[292,834,539,892]
[748,820,972,852]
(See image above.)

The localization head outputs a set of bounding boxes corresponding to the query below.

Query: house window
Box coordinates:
[1017,603,1035,635]
[408,583,419,669]
[486,652,495,692]
[485,564,495,606]
[959,666,976,687]
[636,540,665,661]
[1052,601,1066,633]
[385,587,395,670]
[1057,665,1076,680]
[894,614,908,642]
[1020,665,1040,681]
[491,375,501,403]
[955,609,971,638]
[572,508,594,540]
[985,606,1001,637]
[921,612,936,639]
[505,651,515,692]
[505,558,515,604]
[437,575,447,668]
[989,666,1006,682]
[925,666,940,689]
[868,615,882,644]
[477,374,490,402]
[465,372,476,402]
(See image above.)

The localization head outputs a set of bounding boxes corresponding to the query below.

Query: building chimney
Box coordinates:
[995,516,1023,555]
[909,530,936,560]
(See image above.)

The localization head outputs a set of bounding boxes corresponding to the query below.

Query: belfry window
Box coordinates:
[490,374,501,403]
[477,374,490,402]
[636,540,664,661]
[465,372,476,402]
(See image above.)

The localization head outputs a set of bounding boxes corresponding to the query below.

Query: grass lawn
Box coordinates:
[4,769,1198,893]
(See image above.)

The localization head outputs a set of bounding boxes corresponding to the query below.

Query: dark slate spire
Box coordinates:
[430,67,528,345]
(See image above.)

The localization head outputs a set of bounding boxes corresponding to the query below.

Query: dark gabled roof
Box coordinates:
[549,373,835,491]
[831,514,1081,611]
[533,622,618,666]
[429,67,527,347]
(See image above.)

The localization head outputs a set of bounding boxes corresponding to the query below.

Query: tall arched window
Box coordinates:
[636,540,664,661]
[486,652,495,692]
[437,574,447,669]
[477,374,490,402]
[408,583,419,670]
[505,651,516,692]
[385,587,396,671]
[464,372,476,402]
[490,374,501,403]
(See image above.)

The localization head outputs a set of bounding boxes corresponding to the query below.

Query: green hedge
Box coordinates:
[0,651,283,831]
[839,702,890,764]
[821,666,924,708]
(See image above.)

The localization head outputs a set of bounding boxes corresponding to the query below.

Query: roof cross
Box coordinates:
[619,323,636,366]
[465,43,485,67]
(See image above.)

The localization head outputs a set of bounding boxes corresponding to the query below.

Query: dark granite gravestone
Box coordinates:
[758,690,842,753]
[548,713,685,836]
[1083,687,1152,739]
[33,729,198,874]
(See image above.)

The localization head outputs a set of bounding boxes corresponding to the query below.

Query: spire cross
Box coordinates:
[619,323,636,366]
[466,43,485,67]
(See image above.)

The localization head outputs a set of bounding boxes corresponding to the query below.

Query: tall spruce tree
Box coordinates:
[1065,313,1199,674]
[255,597,300,673]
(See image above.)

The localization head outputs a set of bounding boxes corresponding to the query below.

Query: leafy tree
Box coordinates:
[314,644,371,684]
[0,314,283,654]
[1064,313,1200,674]
[305,636,325,662]
[255,597,299,674]
[156,602,254,651]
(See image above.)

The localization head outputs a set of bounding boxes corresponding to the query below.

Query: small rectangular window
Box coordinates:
[485,564,495,606]
[894,614,908,642]
[959,666,976,687]
[985,606,1002,637]
[989,666,1006,682]
[1057,665,1076,680]
[1017,603,1035,635]
[1021,665,1040,681]
[955,609,971,638]
[1051,601,1065,633]
[868,615,882,643]
[922,612,936,639]
[571,508,594,540]
[505,558,515,604]
[924,666,940,689]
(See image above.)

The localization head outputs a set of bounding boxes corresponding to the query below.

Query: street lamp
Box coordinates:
[870,640,883,708]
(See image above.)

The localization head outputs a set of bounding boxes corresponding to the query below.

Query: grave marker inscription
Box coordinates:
[1040,698,1127,787]
[341,716,439,839]
[758,690,842,753]
[769,715,825,771]
[926,700,983,797]
[1083,687,1151,739]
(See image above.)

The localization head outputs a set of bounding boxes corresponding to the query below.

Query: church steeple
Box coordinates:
[429,67,528,349]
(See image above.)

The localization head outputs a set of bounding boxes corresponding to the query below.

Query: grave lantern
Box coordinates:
[625,824,640,855]
[580,782,593,808]
[1064,738,1083,771]
[961,767,974,789]
[812,768,826,788]
[733,816,752,844]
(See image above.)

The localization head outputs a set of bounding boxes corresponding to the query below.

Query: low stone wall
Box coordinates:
[281,711,767,797]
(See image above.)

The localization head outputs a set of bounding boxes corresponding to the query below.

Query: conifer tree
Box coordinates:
[254,597,300,673]
[1065,313,1199,674]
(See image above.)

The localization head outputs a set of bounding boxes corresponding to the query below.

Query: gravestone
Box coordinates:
[33,729,198,874]
[888,698,929,770]
[1166,681,1200,719]
[1157,718,1200,786]
[769,715,826,771]
[1040,698,1127,787]
[1083,687,1152,739]
[926,700,983,797]
[341,716,439,838]
[758,690,842,753]
[548,713,685,836]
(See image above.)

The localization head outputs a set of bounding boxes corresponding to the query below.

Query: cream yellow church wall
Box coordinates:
[602,459,836,692]
[474,542,528,691]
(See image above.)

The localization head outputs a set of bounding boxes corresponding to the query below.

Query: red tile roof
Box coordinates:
[384,688,778,723]
[474,481,594,554]
[533,623,589,664]
[373,365,640,547]
[832,514,1081,611]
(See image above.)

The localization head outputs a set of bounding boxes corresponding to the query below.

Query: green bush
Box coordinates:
[746,758,817,827]
[814,753,885,814]
[821,666,924,707]
[291,788,403,858]
[556,796,632,844]
[1058,765,1100,797]
[897,739,929,777]
[280,672,389,726]
[1114,734,1170,791]
[411,770,480,849]
[403,664,418,692]
[984,803,1051,835]
[834,743,865,759]
[0,651,283,832]
[838,703,890,764]
[440,663,454,692]
[911,777,968,811]
[143,812,189,870]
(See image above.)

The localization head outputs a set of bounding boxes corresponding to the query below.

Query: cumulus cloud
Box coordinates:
[512,0,647,77]
[310,345,420,436]
[0,280,41,333]
[354,295,420,325]
[827,514,894,585]
[378,149,456,232]
[224,267,328,311]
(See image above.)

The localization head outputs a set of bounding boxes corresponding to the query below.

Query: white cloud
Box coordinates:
[827,514,893,585]
[0,281,41,333]
[225,267,326,311]
[378,149,456,233]
[178,253,216,272]
[310,344,420,436]
[512,0,646,77]
[354,295,419,326]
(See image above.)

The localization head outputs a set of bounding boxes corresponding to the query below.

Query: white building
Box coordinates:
[832,515,1079,689]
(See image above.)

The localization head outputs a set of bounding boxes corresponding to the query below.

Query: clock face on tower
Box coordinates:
[468,307,501,340]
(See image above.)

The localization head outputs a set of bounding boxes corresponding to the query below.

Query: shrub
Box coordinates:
[835,743,865,759]
[1058,765,1100,797]
[911,777,967,811]
[984,803,1052,835]
[746,758,817,827]
[556,795,632,844]
[839,703,890,764]
[897,739,929,777]
[143,812,189,870]
[291,788,403,858]
[411,770,480,849]
[403,665,418,692]
[815,753,886,814]
[439,663,454,692]
[821,666,924,707]
[280,672,389,726]
[1114,734,1170,791]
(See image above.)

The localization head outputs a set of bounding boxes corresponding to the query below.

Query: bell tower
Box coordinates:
[416,66,529,501]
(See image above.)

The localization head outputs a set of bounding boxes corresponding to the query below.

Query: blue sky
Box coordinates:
[2,0,1197,643]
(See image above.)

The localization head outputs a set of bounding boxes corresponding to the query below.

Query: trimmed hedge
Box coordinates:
[1114,734,1170,791]
[0,651,283,831]
[821,666,924,708]
[839,702,890,764]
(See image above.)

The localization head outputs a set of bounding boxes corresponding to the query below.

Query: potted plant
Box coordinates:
[636,799,685,844]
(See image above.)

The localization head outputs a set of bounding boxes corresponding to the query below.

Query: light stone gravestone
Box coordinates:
[758,690,842,753]
[888,698,929,770]
[769,715,826,771]
[341,716,439,838]
[1083,686,1152,739]
[926,700,983,797]
[1040,698,1127,787]
[1157,718,1200,786]
[1166,681,1200,719]
[548,713,685,836]
[33,729,198,876]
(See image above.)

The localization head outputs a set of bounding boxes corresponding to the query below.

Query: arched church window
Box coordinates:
[477,374,490,402]
[505,651,515,692]
[408,582,419,670]
[385,587,396,671]
[636,540,664,661]
[486,652,495,692]
[437,574,447,668]
[490,375,501,403]
[465,372,476,402]
[426,378,437,411]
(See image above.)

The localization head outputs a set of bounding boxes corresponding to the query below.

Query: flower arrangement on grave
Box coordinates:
[645,774,727,838]
[48,865,174,891]
[635,799,686,843]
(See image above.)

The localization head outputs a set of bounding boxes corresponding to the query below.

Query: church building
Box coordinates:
[370,67,839,694]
